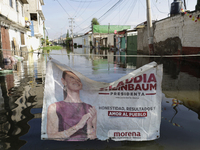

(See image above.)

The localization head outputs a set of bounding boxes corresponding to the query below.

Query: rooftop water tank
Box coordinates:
[170,0,184,16]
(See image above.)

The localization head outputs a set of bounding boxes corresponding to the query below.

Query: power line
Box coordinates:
[98,0,123,21]
[74,0,114,33]
[72,0,87,17]
[55,0,71,18]
[55,0,83,30]
[152,0,168,14]
[74,0,92,18]
[108,0,128,23]
[125,1,138,24]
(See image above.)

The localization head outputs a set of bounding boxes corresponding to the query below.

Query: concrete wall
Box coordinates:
[107,34,114,47]
[73,36,83,46]
[138,11,200,54]
[82,34,93,47]
[137,27,148,54]
[0,0,25,26]
[28,36,41,50]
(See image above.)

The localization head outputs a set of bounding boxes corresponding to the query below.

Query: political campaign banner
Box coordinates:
[41,59,163,141]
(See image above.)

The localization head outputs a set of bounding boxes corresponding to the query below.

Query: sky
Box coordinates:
[42,0,197,40]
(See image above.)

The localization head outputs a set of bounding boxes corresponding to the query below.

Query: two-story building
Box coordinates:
[24,0,45,51]
[0,0,45,64]
[0,0,29,59]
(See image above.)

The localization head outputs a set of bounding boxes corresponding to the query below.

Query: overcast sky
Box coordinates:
[42,0,197,40]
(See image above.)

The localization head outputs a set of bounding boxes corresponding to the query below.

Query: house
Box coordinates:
[24,0,45,51]
[0,0,29,60]
[136,1,200,58]
[92,25,131,49]
[0,0,45,64]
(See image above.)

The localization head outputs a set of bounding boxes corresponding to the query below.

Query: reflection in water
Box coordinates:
[73,47,200,120]
[0,53,46,150]
[0,47,200,149]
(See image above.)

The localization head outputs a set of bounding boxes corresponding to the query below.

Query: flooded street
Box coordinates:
[0,47,200,150]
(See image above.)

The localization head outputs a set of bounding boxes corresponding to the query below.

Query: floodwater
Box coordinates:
[0,47,200,150]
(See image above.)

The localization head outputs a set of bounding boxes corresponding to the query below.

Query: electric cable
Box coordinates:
[74,0,92,18]
[123,0,138,25]
[55,0,84,31]
[73,0,87,18]
[152,0,168,14]
[98,0,123,22]
[75,0,113,27]
[107,0,127,23]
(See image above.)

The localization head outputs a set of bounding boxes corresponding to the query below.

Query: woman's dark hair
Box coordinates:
[62,70,79,99]
[62,70,72,79]
[62,71,71,99]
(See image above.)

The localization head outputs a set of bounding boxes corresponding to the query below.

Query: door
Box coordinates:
[1,26,11,58]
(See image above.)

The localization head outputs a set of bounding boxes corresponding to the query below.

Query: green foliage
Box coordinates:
[66,37,72,47]
[66,30,69,38]
[91,18,99,30]
[41,37,50,46]
[42,46,62,52]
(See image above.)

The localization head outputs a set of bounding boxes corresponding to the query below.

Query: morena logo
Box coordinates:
[114,132,141,137]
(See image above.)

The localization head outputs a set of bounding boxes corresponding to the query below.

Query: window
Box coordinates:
[21,32,25,45]
[9,0,13,7]
[16,0,18,12]
[30,13,37,21]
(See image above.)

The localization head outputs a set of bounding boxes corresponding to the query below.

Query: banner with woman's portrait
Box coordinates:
[41,59,163,141]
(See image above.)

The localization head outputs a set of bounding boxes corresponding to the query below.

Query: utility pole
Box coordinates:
[69,18,75,48]
[43,21,46,47]
[146,0,154,54]
[183,0,187,10]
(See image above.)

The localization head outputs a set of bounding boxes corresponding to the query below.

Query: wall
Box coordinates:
[0,0,25,26]
[28,36,40,50]
[23,0,44,51]
[82,34,93,47]
[73,36,83,46]
[138,11,200,55]
[107,34,114,47]
[137,27,148,54]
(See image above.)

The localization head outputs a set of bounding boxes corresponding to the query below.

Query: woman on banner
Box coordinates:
[47,70,97,141]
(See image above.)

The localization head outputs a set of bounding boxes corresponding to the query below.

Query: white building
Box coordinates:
[24,0,45,51]
[0,0,45,62]
[0,0,29,58]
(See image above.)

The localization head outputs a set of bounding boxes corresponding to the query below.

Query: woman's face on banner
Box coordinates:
[62,72,82,91]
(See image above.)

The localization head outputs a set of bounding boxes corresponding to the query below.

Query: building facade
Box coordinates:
[24,0,45,51]
[0,0,29,59]
[137,11,200,56]
[0,0,45,65]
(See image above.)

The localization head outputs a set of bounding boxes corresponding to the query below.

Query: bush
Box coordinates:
[42,46,62,52]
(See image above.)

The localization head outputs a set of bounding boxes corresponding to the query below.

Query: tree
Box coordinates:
[66,30,69,38]
[66,30,71,47]
[91,18,99,31]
